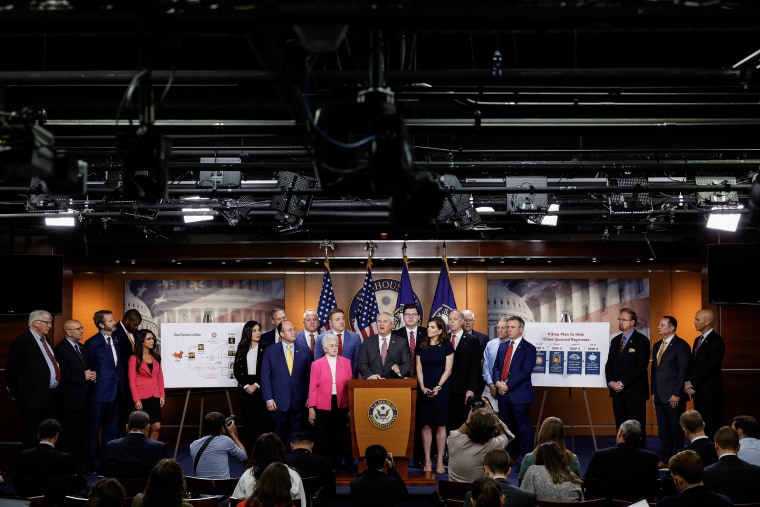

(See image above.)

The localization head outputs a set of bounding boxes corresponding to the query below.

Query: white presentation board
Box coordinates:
[161,322,244,388]
[526,322,611,388]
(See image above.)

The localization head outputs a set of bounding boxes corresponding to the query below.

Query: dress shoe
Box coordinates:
[658,461,669,469]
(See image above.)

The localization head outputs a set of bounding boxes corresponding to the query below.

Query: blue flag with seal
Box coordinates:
[393,257,418,329]
[429,257,457,321]
[317,260,338,332]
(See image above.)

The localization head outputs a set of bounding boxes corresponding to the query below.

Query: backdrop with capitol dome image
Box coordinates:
[487,278,650,389]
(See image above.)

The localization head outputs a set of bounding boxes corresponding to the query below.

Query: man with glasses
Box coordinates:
[262,307,287,345]
[605,307,650,443]
[6,309,61,450]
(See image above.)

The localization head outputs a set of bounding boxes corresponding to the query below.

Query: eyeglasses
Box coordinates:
[36,320,53,325]
[403,313,418,317]
[617,318,632,322]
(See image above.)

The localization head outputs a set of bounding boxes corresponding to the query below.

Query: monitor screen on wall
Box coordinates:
[0,254,64,315]
[707,243,760,306]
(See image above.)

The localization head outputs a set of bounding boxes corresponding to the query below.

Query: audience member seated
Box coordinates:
[732,414,760,466]
[232,432,305,507]
[656,450,732,507]
[519,441,583,502]
[16,418,87,493]
[583,419,660,500]
[100,410,167,478]
[349,444,408,507]
[464,449,537,507]
[190,411,247,479]
[236,462,296,507]
[703,425,760,504]
[87,477,126,507]
[468,477,504,507]
[677,409,718,467]
[447,404,513,483]
[131,458,192,507]
[285,431,336,501]
[518,416,580,486]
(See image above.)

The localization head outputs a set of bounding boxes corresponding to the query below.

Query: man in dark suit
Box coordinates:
[261,307,286,345]
[54,319,97,473]
[659,449,732,507]
[286,431,336,501]
[684,308,725,439]
[111,309,142,436]
[83,309,127,468]
[262,320,311,446]
[703,425,760,504]
[350,444,408,507]
[584,419,660,500]
[315,308,362,377]
[296,308,320,362]
[485,316,536,460]
[446,310,483,432]
[5,309,60,450]
[651,315,691,466]
[678,409,718,466]
[359,312,410,379]
[463,449,537,507]
[100,410,167,478]
[462,309,489,352]
[606,307,650,441]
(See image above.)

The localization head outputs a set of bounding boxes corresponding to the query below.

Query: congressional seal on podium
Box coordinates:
[368,399,399,429]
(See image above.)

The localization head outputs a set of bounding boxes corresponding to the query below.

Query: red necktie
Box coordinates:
[309,333,315,355]
[381,337,388,365]
[409,331,416,375]
[337,333,342,356]
[693,335,704,357]
[451,333,456,350]
[40,336,61,382]
[500,341,514,381]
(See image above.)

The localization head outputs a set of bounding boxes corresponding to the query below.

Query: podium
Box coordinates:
[348,378,435,486]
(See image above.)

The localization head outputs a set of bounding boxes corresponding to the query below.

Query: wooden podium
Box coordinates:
[347,378,435,486]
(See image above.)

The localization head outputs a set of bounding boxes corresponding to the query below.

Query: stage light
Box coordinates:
[706,207,742,232]
[45,214,75,227]
[182,207,214,223]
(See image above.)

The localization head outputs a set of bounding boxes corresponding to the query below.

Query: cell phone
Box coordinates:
[425,390,435,397]
[386,453,394,467]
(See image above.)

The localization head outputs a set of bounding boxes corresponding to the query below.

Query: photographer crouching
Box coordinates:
[190,411,247,479]
[446,396,515,482]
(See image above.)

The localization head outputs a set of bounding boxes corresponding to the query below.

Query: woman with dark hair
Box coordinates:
[132,458,191,507]
[237,462,296,507]
[518,416,580,485]
[232,432,305,507]
[234,320,269,452]
[415,316,454,474]
[128,329,164,440]
[520,441,584,502]
[87,477,126,507]
[470,477,504,507]
[447,402,513,482]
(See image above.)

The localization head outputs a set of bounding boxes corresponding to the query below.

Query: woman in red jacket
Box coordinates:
[128,329,165,440]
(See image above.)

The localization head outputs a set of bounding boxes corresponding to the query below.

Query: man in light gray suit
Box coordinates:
[359,312,410,379]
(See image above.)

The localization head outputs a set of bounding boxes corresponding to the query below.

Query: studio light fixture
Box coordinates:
[182,207,214,223]
[45,214,76,227]
[706,206,743,232]
[527,204,559,226]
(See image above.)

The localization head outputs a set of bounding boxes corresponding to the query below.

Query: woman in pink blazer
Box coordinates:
[308,333,352,469]
[128,329,165,440]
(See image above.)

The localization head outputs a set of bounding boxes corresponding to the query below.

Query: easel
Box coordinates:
[535,386,598,452]
[173,388,234,460]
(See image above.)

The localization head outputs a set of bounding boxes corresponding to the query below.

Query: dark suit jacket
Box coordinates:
[349,467,408,507]
[17,443,79,477]
[296,330,318,361]
[703,454,760,504]
[492,338,537,404]
[392,325,427,368]
[688,331,725,403]
[99,432,168,478]
[651,335,690,403]
[233,342,267,393]
[111,322,136,367]
[464,476,537,507]
[470,329,490,352]
[286,448,336,499]
[584,443,660,490]
[656,484,732,507]
[84,333,126,403]
[606,330,651,400]
[449,332,482,395]
[261,340,311,412]
[5,330,57,409]
[315,329,362,377]
[359,334,411,379]
[54,338,89,411]
[681,436,718,467]
[261,328,278,346]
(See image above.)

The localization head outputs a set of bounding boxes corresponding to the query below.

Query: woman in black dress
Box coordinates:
[234,320,269,453]
[415,315,454,474]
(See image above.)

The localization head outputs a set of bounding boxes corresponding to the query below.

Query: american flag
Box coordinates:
[353,261,379,339]
[317,262,338,333]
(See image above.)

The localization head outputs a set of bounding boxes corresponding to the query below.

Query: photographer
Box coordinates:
[350,444,409,507]
[447,399,515,483]
[190,411,247,479]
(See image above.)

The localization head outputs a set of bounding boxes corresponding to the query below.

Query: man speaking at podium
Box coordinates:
[359,312,411,379]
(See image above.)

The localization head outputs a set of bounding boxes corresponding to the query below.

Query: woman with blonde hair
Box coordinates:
[518,416,580,485]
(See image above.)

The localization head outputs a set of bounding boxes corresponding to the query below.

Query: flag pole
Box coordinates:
[320,239,334,271]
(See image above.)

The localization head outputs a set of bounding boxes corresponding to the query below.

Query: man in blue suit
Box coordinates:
[83,309,127,468]
[315,308,361,378]
[483,316,536,461]
[296,308,320,361]
[262,319,311,446]
[100,410,167,478]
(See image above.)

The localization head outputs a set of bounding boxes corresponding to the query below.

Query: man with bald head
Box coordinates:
[685,308,725,438]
